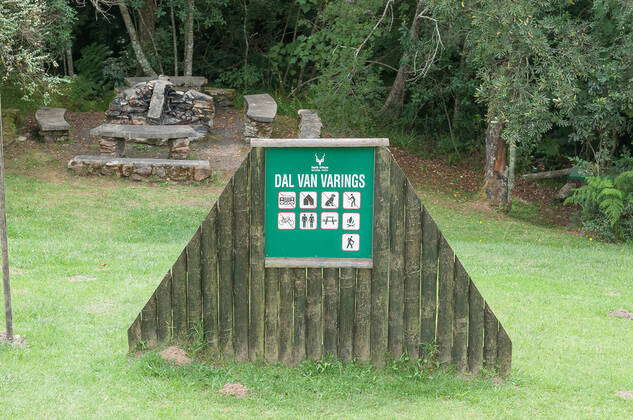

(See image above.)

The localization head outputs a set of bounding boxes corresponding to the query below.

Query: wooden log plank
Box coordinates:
[186,229,203,335]
[388,162,406,359]
[171,249,188,341]
[323,268,339,358]
[437,235,455,365]
[496,324,512,377]
[251,138,390,148]
[278,268,294,364]
[354,268,372,362]
[264,268,280,363]
[420,207,439,351]
[452,258,469,372]
[140,296,157,347]
[250,147,266,361]
[306,268,323,360]
[371,147,391,367]
[338,268,355,362]
[155,271,173,343]
[403,184,422,360]
[483,303,498,369]
[217,181,234,356]
[293,268,307,363]
[201,208,218,349]
[128,313,142,351]
[233,161,251,361]
[467,280,485,374]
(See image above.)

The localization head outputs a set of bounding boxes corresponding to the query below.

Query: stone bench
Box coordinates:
[243,93,277,142]
[35,107,70,142]
[90,124,199,159]
[298,109,323,138]
[125,76,208,89]
[68,156,212,182]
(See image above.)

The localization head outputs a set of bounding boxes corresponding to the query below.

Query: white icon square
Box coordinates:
[277,212,296,230]
[321,191,339,209]
[299,191,317,209]
[299,212,317,230]
[278,191,296,209]
[343,191,361,209]
[342,213,360,230]
[321,212,339,229]
[342,234,360,251]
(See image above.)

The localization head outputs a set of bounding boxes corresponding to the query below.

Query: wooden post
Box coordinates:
[0,94,13,340]
[128,314,142,350]
[264,268,280,362]
[186,229,203,334]
[278,268,294,364]
[141,295,158,347]
[467,281,484,374]
[233,162,251,361]
[403,185,421,360]
[306,268,323,360]
[452,258,469,372]
[323,268,339,357]
[420,207,439,350]
[155,271,173,343]
[201,209,218,349]
[338,268,354,361]
[496,325,512,377]
[354,268,371,362]
[217,181,234,356]
[371,147,391,366]
[250,148,266,361]
[388,163,406,359]
[437,235,454,365]
[293,268,307,363]
[171,250,187,340]
[483,303,498,368]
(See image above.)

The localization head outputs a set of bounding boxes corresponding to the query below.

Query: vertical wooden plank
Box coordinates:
[388,162,406,359]
[278,268,294,364]
[437,235,454,365]
[171,249,188,341]
[403,184,422,360]
[140,296,157,347]
[187,229,203,335]
[201,208,218,350]
[250,148,266,361]
[306,268,323,360]
[323,268,339,358]
[420,207,439,351]
[338,268,355,361]
[452,258,469,372]
[496,325,512,377]
[264,268,280,363]
[155,271,173,343]
[233,161,251,361]
[217,181,234,357]
[128,314,142,351]
[354,268,371,362]
[371,147,391,367]
[467,280,485,374]
[293,268,307,363]
[483,303,498,369]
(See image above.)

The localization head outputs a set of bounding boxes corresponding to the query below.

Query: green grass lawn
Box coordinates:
[1,160,632,419]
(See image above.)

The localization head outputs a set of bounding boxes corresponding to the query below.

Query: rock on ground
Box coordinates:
[616,390,633,400]
[608,309,633,320]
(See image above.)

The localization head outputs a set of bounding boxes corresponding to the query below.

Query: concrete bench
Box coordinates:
[243,93,277,142]
[35,107,70,142]
[125,76,208,89]
[68,156,212,182]
[298,109,323,138]
[90,124,199,159]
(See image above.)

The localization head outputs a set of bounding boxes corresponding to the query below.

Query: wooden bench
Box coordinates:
[35,107,70,142]
[90,124,199,159]
[243,93,277,141]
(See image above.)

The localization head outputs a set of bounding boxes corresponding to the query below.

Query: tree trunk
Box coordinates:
[118,1,157,77]
[170,5,179,76]
[381,0,425,116]
[137,0,164,74]
[0,94,13,340]
[483,119,509,206]
[183,0,195,76]
[66,47,74,77]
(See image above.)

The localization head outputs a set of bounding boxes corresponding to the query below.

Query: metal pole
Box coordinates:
[0,93,13,340]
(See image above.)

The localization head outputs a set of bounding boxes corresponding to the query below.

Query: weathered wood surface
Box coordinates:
[251,138,390,148]
[128,147,511,376]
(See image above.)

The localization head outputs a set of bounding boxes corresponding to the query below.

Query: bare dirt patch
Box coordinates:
[67,275,97,283]
[85,300,114,314]
[219,383,249,398]
[616,390,633,400]
[159,346,191,366]
[0,332,27,348]
[608,309,633,320]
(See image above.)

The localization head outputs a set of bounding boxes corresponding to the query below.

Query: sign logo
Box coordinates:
[311,153,329,172]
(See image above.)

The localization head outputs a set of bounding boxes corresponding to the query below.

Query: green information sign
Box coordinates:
[264,146,375,267]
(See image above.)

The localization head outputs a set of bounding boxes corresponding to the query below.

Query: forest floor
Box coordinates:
[2,109,630,418]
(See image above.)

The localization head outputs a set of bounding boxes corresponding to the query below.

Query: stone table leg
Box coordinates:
[99,137,126,157]
[169,138,190,159]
